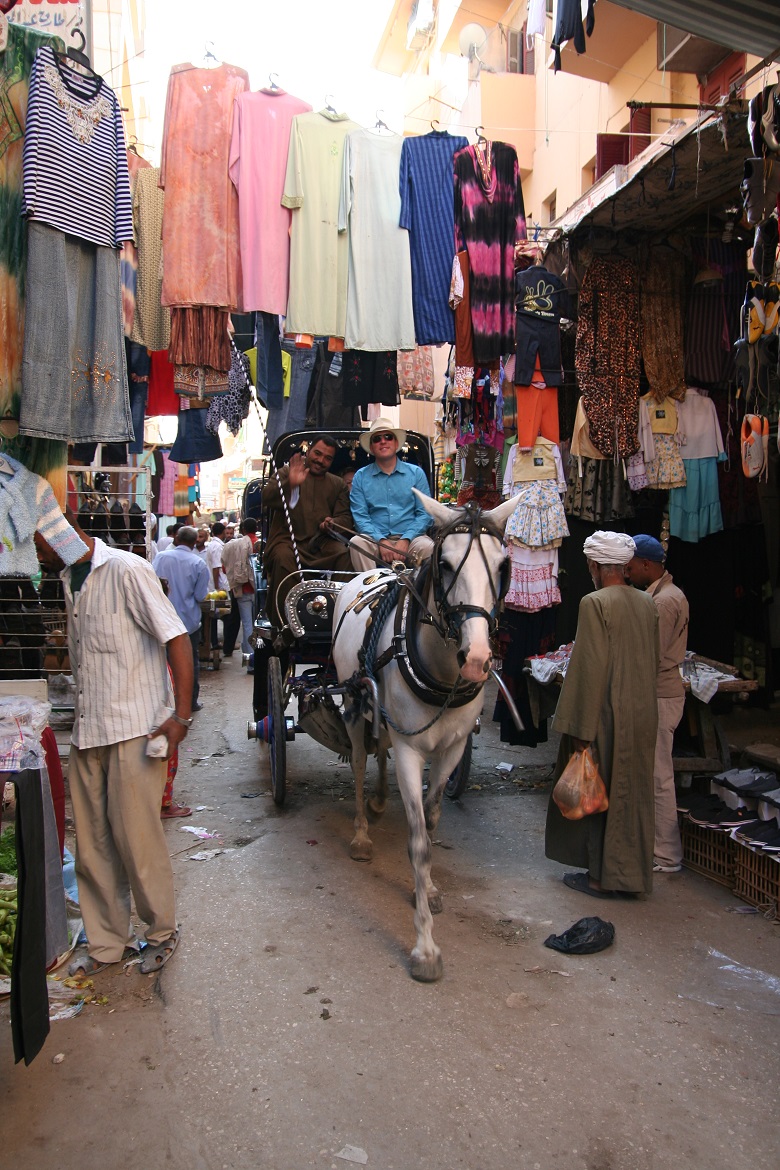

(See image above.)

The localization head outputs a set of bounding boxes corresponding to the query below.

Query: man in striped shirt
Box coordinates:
[35,517,194,977]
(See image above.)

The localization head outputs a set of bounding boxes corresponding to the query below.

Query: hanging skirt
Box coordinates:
[668,457,723,542]
[564,456,635,523]
[505,546,561,612]
[20,222,133,444]
[505,480,569,548]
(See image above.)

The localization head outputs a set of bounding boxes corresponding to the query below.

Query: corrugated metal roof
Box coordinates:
[609,0,780,61]
[553,107,751,238]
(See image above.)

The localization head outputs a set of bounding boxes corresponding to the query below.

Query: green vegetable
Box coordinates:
[0,824,16,876]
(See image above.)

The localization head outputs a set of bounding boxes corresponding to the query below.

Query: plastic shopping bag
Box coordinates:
[552,747,609,820]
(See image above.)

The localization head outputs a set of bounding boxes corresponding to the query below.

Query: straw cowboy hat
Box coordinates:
[359,417,407,453]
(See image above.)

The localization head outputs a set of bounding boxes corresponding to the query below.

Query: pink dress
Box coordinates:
[229,88,312,314]
[160,62,249,309]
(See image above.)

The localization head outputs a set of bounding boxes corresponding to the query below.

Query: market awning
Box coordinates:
[551,106,751,239]
[609,0,780,61]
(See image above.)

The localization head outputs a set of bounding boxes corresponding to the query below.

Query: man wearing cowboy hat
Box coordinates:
[349,418,434,570]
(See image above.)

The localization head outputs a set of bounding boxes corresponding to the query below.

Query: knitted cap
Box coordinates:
[632,534,666,563]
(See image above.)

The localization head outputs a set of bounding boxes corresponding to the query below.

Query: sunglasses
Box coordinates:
[370,433,396,444]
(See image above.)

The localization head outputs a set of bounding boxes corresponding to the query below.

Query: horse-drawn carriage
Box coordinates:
[242,429,519,981]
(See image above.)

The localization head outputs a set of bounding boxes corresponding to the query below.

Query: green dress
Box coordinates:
[0,22,66,480]
[545,584,660,894]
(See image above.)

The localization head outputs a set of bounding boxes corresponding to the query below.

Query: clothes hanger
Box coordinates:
[267,72,281,91]
[373,109,392,134]
[55,23,99,79]
[128,134,140,156]
[324,93,338,116]
[475,125,488,146]
[430,118,442,131]
[202,41,221,69]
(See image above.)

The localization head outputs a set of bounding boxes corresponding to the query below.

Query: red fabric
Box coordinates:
[147,350,179,415]
[41,726,65,862]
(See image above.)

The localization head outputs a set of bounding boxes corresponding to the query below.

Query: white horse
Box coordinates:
[332,490,517,982]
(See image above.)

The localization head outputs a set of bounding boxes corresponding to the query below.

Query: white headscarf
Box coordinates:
[582,531,636,565]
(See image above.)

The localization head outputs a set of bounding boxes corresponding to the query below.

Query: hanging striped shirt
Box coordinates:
[62,539,186,749]
[22,45,133,248]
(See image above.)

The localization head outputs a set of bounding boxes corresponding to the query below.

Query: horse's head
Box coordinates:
[415,490,517,684]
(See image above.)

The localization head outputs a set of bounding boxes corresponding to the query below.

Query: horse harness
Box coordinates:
[337,503,510,725]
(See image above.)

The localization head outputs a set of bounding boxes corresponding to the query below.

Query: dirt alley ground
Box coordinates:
[3,656,780,1170]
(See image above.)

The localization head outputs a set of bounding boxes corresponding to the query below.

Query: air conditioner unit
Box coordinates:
[407,0,435,52]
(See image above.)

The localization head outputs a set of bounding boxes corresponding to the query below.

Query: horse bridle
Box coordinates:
[428,501,509,644]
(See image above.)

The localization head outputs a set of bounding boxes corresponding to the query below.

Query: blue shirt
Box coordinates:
[350,460,432,543]
[152,545,210,635]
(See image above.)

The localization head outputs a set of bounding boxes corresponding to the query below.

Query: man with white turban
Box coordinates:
[545,531,660,897]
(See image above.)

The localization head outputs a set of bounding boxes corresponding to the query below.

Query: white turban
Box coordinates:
[582,531,636,565]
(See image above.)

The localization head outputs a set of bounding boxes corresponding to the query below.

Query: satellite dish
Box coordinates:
[458,22,487,60]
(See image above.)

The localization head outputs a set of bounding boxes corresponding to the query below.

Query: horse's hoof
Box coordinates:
[411,890,442,913]
[367,797,386,820]
[410,950,443,983]
[350,838,373,862]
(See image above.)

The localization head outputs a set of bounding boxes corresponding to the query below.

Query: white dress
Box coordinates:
[338,130,416,352]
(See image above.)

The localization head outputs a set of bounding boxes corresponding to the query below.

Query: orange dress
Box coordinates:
[160,62,249,310]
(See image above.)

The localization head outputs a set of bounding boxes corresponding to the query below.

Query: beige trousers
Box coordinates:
[349,533,434,572]
[654,695,686,868]
[69,736,176,962]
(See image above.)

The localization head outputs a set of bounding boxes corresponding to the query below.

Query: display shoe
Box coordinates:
[748,90,765,157]
[764,281,780,332]
[743,280,766,342]
[686,799,731,825]
[734,820,780,847]
[714,767,778,796]
[741,414,770,480]
[127,500,145,536]
[677,792,723,815]
[741,158,780,227]
[751,215,779,283]
[702,807,761,829]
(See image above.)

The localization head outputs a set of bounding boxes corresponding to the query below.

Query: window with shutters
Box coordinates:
[699,52,746,104]
[595,133,629,179]
[506,24,535,75]
[581,156,596,194]
[629,106,651,160]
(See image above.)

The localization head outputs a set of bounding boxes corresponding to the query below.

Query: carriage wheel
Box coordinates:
[268,655,287,806]
[444,733,472,800]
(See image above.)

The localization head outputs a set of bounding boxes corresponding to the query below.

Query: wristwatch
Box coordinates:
[171,713,194,729]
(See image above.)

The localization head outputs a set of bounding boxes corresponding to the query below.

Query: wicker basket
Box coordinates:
[733,843,780,919]
[679,817,737,888]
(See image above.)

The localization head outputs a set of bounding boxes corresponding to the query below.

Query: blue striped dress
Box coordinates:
[399,131,467,346]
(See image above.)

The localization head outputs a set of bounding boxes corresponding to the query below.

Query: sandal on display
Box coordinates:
[139,929,180,974]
